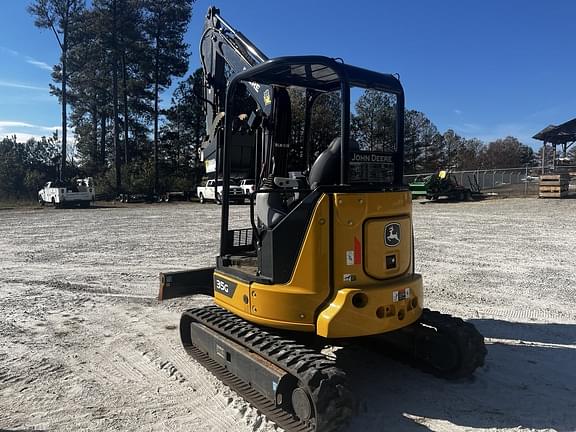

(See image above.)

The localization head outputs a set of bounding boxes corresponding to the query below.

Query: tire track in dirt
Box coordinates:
[70,303,258,432]
[134,312,272,431]
[425,299,576,324]
[480,306,576,322]
[0,356,66,388]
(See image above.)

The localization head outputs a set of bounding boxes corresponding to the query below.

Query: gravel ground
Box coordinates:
[0,198,575,432]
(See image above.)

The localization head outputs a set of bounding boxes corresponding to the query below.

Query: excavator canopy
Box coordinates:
[224,55,406,187]
[230,55,404,94]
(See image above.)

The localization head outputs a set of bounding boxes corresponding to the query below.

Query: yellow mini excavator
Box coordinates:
[159,7,486,432]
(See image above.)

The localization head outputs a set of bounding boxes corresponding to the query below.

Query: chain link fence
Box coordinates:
[404,166,576,197]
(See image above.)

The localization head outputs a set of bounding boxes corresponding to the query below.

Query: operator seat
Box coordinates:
[255,190,288,230]
[309,137,359,188]
[256,137,357,230]
[309,137,342,189]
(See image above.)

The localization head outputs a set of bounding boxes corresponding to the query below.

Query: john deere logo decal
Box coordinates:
[385,223,400,247]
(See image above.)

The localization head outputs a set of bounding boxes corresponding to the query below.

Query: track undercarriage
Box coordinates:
[180,305,486,432]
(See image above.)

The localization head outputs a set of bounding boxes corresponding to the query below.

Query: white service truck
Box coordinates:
[38,178,95,208]
[239,179,255,195]
[196,179,245,204]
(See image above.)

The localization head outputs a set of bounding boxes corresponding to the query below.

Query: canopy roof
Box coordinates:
[533,117,576,144]
[231,55,404,94]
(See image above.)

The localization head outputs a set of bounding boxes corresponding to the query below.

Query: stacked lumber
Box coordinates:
[539,174,570,198]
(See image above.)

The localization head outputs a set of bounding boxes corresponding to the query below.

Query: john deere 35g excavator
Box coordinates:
[159,7,486,432]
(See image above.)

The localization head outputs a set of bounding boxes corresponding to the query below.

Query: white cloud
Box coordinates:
[0,121,59,131]
[1,46,52,72]
[0,46,19,56]
[1,132,48,142]
[454,109,462,115]
[26,58,53,71]
[1,131,75,145]
[0,120,72,145]
[0,121,37,129]
[0,121,61,143]
[0,80,47,91]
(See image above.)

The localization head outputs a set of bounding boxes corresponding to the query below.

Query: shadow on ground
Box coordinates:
[338,318,576,432]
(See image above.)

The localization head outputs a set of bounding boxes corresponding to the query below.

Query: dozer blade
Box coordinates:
[158,267,215,301]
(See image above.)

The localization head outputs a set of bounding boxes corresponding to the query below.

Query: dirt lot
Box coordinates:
[1,198,575,432]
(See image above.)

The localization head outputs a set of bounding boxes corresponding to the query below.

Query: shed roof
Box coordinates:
[533,117,576,144]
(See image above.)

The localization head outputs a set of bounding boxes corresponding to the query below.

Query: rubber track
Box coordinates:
[416,308,487,379]
[180,306,353,432]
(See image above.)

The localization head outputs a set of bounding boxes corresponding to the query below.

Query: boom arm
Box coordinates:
[199,6,290,181]
[200,7,274,126]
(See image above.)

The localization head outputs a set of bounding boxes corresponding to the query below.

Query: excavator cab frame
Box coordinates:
[218,56,406,281]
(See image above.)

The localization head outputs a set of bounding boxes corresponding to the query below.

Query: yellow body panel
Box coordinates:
[364,216,412,279]
[316,275,423,338]
[215,190,424,338]
[247,195,331,330]
[331,191,413,291]
[213,272,251,313]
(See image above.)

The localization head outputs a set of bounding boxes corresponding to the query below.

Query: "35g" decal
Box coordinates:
[214,277,237,298]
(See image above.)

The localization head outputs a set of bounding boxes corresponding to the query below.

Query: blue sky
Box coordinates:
[1,0,574,148]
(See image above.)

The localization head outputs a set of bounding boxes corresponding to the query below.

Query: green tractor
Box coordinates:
[409,169,481,201]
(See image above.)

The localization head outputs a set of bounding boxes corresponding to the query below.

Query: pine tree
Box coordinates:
[160,68,206,189]
[29,0,85,181]
[404,110,439,173]
[142,0,192,193]
[352,89,396,152]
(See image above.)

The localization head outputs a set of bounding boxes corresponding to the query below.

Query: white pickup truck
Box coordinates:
[38,178,95,208]
[239,179,256,196]
[197,179,245,204]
